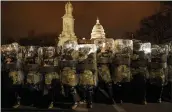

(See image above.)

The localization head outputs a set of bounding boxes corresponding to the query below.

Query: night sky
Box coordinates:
[1,1,160,39]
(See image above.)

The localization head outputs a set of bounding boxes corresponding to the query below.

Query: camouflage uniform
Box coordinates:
[3,43,25,108]
[24,46,43,106]
[112,39,133,103]
[95,38,115,104]
[149,45,168,103]
[77,44,97,108]
[131,41,151,104]
[60,41,79,109]
[167,49,172,102]
[40,47,60,108]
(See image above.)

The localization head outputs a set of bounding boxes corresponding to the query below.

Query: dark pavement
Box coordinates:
[120,102,172,112]
[2,102,172,112]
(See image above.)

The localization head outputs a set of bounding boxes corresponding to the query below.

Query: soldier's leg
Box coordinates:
[157,85,163,103]
[141,80,147,105]
[168,82,172,102]
[63,84,69,97]
[70,86,78,109]
[170,82,172,102]
[118,83,123,103]
[48,88,54,109]
[31,87,37,106]
[13,86,21,108]
[134,74,147,104]
[106,82,115,104]
[87,86,93,108]
[82,86,87,103]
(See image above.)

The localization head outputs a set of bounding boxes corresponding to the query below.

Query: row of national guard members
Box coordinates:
[1,40,172,109]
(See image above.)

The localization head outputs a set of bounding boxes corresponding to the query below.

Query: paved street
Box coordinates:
[2,102,172,112]
[88,102,172,112]
[120,102,172,112]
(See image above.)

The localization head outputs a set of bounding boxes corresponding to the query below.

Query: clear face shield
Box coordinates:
[60,42,79,86]
[63,40,78,52]
[169,44,172,54]
[151,45,168,68]
[44,47,56,58]
[151,45,169,56]
[62,40,78,60]
[1,45,8,57]
[77,44,97,86]
[43,47,56,66]
[2,43,19,64]
[25,46,42,65]
[25,46,37,58]
[94,38,114,53]
[114,39,133,55]
[140,43,151,55]
[78,44,97,60]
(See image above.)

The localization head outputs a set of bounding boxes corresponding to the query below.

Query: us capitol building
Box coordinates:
[57,1,106,46]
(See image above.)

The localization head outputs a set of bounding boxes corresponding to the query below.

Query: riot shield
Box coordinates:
[2,43,25,108]
[114,39,133,55]
[24,46,43,90]
[148,44,169,103]
[168,47,172,83]
[59,40,79,109]
[131,41,151,104]
[94,38,114,64]
[131,42,151,79]
[150,45,169,86]
[60,40,78,87]
[24,46,43,65]
[3,43,18,64]
[76,44,97,108]
[112,39,133,84]
[61,40,79,60]
[168,48,172,102]
[94,38,114,83]
[77,44,97,86]
[41,46,60,89]
[3,43,25,85]
[40,46,61,108]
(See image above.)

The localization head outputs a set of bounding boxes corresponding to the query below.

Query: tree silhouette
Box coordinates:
[136,3,172,44]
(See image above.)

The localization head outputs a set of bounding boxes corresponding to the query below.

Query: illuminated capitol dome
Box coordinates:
[91,17,106,40]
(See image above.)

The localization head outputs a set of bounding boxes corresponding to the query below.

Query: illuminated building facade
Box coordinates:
[91,18,106,40]
[58,2,77,47]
